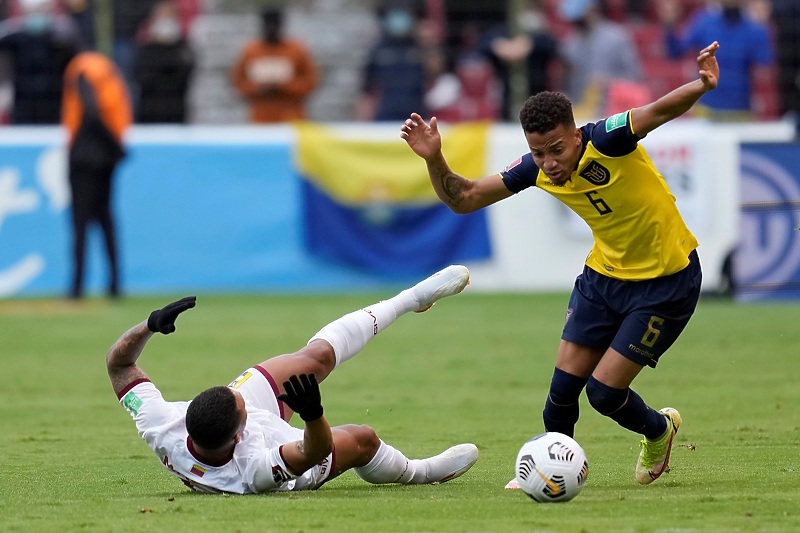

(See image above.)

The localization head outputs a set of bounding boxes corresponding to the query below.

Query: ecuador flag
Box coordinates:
[296,122,491,276]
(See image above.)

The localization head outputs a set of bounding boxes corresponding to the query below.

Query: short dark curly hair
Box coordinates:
[186,386,240,450]
[518,91,575,134]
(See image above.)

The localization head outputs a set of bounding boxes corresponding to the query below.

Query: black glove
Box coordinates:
[277,374,323,422]
[147,296,196,334]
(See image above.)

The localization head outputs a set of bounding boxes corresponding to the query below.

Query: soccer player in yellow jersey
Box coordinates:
[401,41,720,485]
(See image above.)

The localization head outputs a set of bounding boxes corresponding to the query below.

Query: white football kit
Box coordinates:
[117,366,335,494]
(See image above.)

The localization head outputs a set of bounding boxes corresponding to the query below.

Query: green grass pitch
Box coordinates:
[0,291,798,532]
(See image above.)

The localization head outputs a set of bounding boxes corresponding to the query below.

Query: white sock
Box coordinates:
[353,441,427,484]
[307,291,417,368]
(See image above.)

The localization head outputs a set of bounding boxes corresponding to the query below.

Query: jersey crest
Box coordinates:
[579,160,611,185]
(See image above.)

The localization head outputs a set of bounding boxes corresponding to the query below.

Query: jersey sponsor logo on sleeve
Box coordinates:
[605,111,629,132]
[578,160,611,185]
[122,390,143,415]
[503,156,523,172]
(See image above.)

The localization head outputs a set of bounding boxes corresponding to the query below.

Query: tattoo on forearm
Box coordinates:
[441,174,466,206]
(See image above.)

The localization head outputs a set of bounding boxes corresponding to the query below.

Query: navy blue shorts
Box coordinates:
[562,250,702,368]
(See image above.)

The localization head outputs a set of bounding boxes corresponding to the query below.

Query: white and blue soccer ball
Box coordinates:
[515,432,589,503]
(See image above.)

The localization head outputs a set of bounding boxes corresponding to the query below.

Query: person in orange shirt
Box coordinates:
[62,51,132,299]
[231,8,318,123]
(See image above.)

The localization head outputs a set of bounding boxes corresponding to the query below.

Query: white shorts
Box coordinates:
[227,366,285,419]
[228,366,336,490]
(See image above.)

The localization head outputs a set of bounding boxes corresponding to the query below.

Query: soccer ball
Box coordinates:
[514,432,589,503]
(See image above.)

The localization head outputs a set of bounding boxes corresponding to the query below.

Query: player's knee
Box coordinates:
[585,376,628,416]
[303,339,337,372]
[344,424,380,461]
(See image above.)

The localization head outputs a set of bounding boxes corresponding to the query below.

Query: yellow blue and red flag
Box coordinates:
[295,122,492,276]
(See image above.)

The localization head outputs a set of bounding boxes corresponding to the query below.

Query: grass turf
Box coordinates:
[0,292,798,532]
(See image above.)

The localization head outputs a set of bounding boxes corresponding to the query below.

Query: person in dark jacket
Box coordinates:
[133,1,194,123]
[61,52,132,299]
[0,0,82,124]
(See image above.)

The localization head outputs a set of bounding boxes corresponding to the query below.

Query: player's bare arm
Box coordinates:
[401,113,513,213]
[281,417,334,474]
[631,41,720,137]
[107,296,196,396]
[276,374,334,474]
[106,321,153,396]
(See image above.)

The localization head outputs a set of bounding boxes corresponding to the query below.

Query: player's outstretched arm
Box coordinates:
[106,296,196,397]
[400,113,513,214]
[277,374,333,474]
[631,41,720,137]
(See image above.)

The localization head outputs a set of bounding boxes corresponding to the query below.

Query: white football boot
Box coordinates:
[418,443,479,484]
[410,265,470,313]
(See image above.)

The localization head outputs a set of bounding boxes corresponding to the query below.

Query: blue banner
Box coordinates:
[737,144,800,300]
[0,133,449,297]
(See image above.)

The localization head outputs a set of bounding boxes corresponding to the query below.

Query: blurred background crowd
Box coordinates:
[0,0,796,129]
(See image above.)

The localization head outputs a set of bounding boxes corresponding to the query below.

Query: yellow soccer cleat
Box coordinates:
[635,407,682,484]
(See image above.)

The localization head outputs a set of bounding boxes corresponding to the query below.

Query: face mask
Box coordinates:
[150,18,181,42]
[384,9,412,38]
[24,13,52,34]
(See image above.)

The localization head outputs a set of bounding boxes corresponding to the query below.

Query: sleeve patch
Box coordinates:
[605,111,629,132]
[503,156,523,172]
[122,390,143,415]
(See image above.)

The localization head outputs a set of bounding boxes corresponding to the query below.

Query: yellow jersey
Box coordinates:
[500,110,698,280]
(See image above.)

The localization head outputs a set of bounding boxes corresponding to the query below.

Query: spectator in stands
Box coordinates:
[65,0,95,49]
[113,0,158,95]
[62,51,132,299]
[0,0,82,124]
[231,7,318,124]
[359,3,428,122]
[478,0,558,121]
[282,0,380,122]
[559,0,643,119]
[659,0,774,120]
[133,1,194,123]
[424,20,501,123]
[771,0,800,136]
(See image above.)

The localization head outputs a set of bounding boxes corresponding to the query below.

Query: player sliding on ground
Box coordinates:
[401,42,721,485]
[107,265,477,494]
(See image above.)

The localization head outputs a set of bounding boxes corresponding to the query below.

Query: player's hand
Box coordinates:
[400,113,442,161]
[277,373,323,422]
[147,296,196,334]
[697,41,719,91]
